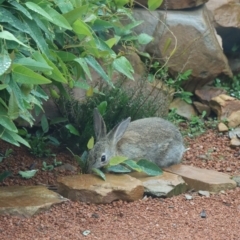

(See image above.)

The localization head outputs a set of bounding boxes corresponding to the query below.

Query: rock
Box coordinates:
[57,174,144,204]
[169,98,197,119]
[209,94,240,127]
[232,176,240,187]
[129,171,187,197]
[229,127,240,139]
[206,0,240,28]
[54,163,77,172]
[164,164,237,192]
[0,186,67,217]
[137,0,208,9]
[198,190,210,197]
[230,137,240,147]
[195,86,227,104]
[217,122,228,132]
[193,101,211,116]
[185,194,193,200]
[131,6,232,92]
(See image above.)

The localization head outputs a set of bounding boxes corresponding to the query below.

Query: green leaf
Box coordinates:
[41,115,49,133]
[148,0,163,10]
[92,168,106,181]
[137,159,163,176]
[85,56,111,85]
[0,171,12,182]
[138,33,154,45]
[74,58,92,80]
[97,101,107,115]
[15,57,53,72]
[19,170,38,179]
[163,38,172,53]
[112,56,134,80]
[63,5,89,25]
[8,92,19,120]
[8,0,32,19]
[12,64,52,84]
[65,124,80,136]
[0,50,11,76]
[107,164,131,173]
[109,156,128,166]
[42,55,67,83]
[0,30,29,48]
[57,51,76,62]
[87,136,94,150]
[0,105,18,133]
[25,2,53,21]
[43,6,72,30]
[123,159,142,172]
[72,19,92,36]
[0,84,7,90]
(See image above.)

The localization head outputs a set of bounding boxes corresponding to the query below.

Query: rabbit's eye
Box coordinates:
[101,154,106,162]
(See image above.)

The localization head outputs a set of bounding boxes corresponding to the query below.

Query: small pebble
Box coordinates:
[200,210,207,218]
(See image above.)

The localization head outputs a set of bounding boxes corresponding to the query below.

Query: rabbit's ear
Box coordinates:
[93,108,107,141]
[107,117,131,145]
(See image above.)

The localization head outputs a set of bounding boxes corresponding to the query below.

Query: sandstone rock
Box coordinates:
[137,0,208,10]
[57,174,144,204]
[164,164,236,192]
[0,186,67,217]
[132,6,232,92]
[230,137,240,147]
[217,122,228,132]
[209,94,240,127]
[169,98,197,119]
[193,101,211,116]
[129,171,187,197]
[195,86,227,104]
[206,0,240,27]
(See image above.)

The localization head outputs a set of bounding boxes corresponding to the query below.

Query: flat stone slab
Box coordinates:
[0,186,67,217]
[165,164,237,192]
[129,171,187,197]
[57,174,144,204]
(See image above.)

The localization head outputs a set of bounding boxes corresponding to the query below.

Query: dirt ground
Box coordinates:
[0,129,240,240]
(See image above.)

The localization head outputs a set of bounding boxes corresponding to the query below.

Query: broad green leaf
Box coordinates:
[9,0,32,19]
[0,171,12,182]
[87,136,94,150]
[72,19,92,36]
[92,168,106,181]
[41,115,49,133]
[0,30,29,48]
[54,0,74,13]
[57,51,76,62]
[65,124,80,136]
[0,126,19,146]
[113,56,134,80]
[74,58,92,80]
[42,55,67,83]
[19,170,38,179]
[107,164,131,173]
[109,156,128,166]
[0,50,11,76]
[137,159,163,176]
[0,105,18,132]
[9,130,31,148]
[85,56,111,85]
[123,159,142,172]
[0,84,7,90]
[43,6,72,30]
[148,0,163,10]
[74,155,86,169]
[97,101,107,115]
[138,33,154,45]
[63,5,89,25]
[92,19,113,31]
[25,2,53,21]
[8,92,19,120]
[105,37,119,48]
[115,20,143,36]
[12,64,52,84]
[80,151,88,163]
[15,57,53,72]
[86,86,93,97]
[50,117,68,124]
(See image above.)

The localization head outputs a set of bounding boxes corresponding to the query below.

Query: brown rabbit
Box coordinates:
[87,108,185,172]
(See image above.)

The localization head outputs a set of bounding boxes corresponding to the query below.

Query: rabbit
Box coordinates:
[87,108,185,172]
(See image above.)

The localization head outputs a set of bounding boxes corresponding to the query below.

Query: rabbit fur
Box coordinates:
[87,108,185,172]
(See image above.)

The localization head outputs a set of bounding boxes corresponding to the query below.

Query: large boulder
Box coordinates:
[132,5,232,92]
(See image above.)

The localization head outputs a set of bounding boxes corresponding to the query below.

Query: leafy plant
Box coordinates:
[0,148,13,162]
[0,170,12,182]
[42,158,62,171]
[0,0,154,147]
